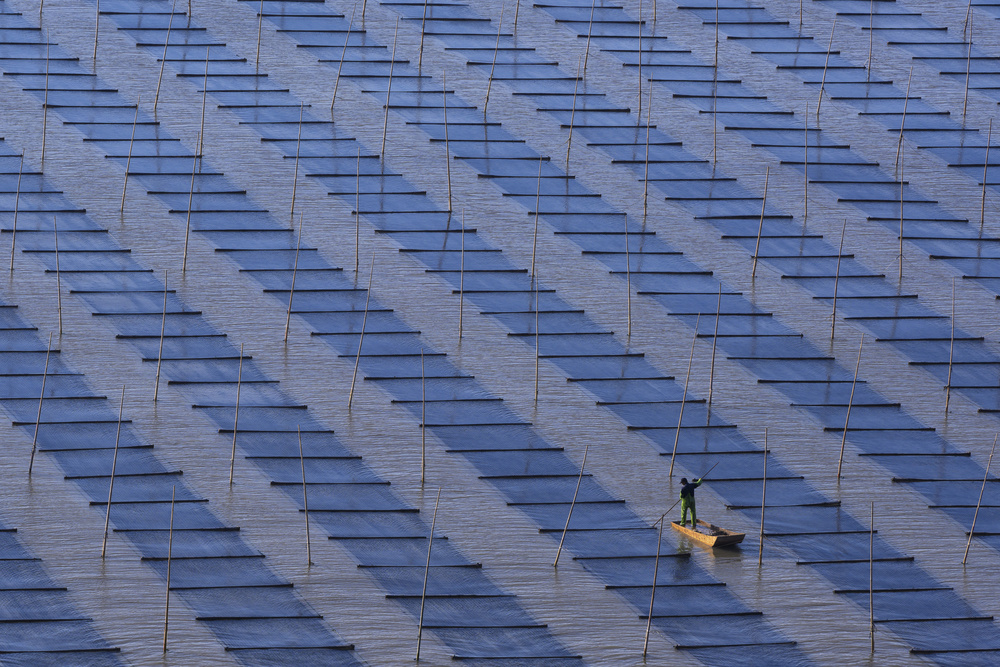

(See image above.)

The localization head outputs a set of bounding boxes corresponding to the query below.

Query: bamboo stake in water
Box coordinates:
[554,444,588,567]
[831,218,847,340]
[418,0,429,72]
[228,342,244,486]
[459,210,465,340]
[641,514,665,658]
[181,132,200,273]
[751,167,769,280]
[42,41,49,164]
[707,284,722,413]
[643,84,652,222]
[101,385,126,559]
[290,103,304,221]
[981,119,993,234]
[53,216,62,335]
[483,5,504,117]
[816,19,837,124]
[28,333,52,476]
[284,213,303,343]
[945,278,956,414]
[566,57,582,173]
[443,73,452,212]
[898,141,905,284]
[420,349,426,484]
[162,485,176,652]
[531,156,542,277]
[121,94,141,211]
[963,12,974,123]
[712,0,719,166]
[198,46,210,160]
[348,250,376,408]
[10,150,23,272]
[381,18,400,161]
[355,146,361,274]
[255,0,264,73]
[583,0,596,72]
[154,0,179,115]
[837,334,864,479]
[963,433,997,564]
[637,0,643,123]
[624,214,632,339]
[897,66,912,284]
[153,271,168,402]
[93,0,100,63]
[415,487,441,662]
[712,0,718,167]
[869,501,875,653]
[331,4,357,115]
[513,0,520,34]
[894,66,914,178]
[534,270,540,403]
[669,316,700,477]
[866,0,873,83]
[758,428,767,567]
[803,103,809,227]
[298,426,313,565]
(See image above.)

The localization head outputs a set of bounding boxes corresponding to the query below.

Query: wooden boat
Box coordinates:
[671,520,745,548]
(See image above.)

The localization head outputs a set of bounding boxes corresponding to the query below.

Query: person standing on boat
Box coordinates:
[679,477,702,529]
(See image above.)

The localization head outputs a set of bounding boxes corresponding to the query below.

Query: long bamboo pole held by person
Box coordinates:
[963,434,998,564]
[669,316,700,477]
[642,514,665,658]
[706,284,722,414]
